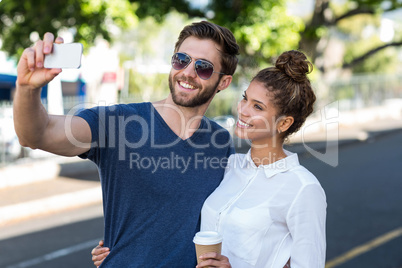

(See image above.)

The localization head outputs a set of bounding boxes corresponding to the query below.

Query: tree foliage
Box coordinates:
[0,0,137,58]
[129,0,303,71]
[130,0,402,75]
[209,0,303,70]
[1,0,401,75]
[300,0,402,74]
[0,0,301,71]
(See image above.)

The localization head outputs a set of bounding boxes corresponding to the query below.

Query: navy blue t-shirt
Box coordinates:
[76,102,234,267]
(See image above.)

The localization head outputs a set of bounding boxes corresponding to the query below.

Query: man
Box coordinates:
[14,21,239,267]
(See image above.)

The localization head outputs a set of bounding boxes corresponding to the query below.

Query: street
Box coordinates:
[1,130,402,268]
[303,129,402,268]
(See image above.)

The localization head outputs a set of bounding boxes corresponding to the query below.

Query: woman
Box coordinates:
[91,50,326,268]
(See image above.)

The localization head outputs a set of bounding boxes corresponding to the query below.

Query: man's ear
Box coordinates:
[216,75,232,93]
[277,116,294,133]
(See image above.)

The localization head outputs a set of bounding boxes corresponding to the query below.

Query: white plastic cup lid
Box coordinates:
[193,231,223,245]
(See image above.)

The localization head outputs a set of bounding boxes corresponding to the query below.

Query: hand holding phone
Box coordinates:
[44,43,83,69]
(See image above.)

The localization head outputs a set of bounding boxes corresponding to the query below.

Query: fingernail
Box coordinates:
[44,46,50,53]
[37,62,42,68]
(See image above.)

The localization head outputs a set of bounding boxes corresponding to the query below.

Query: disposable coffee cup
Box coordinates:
[193,231,223,265]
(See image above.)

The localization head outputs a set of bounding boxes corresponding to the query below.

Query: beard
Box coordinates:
[169,73,220,108]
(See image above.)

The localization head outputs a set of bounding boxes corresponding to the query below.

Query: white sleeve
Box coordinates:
[286,184,327,268]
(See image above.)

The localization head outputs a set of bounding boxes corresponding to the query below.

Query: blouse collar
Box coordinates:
[243,149,300,178]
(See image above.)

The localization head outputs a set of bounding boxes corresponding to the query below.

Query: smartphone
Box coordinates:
[44,43,83,69]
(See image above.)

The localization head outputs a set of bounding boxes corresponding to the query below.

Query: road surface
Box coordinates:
[1,130,402,268]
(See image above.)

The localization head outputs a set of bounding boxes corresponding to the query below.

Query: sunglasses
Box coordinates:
[171,52,225,80]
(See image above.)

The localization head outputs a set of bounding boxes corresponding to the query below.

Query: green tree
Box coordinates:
[129,0,402,76]
[130,0,303,72]
[210,0,303,73]
[299,0,402,74]
[118,13,190,101]
[339,13,399,74]
[4,0,399,76]
[0,0,301,71]
[0,0,137,57]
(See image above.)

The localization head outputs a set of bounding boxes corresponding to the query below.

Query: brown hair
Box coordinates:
[252,50,316,139]
[174,21,239,76]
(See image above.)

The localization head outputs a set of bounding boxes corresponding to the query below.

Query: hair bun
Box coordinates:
[275,50,312,83]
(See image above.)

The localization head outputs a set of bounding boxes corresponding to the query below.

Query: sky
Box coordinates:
[287,0,314,17]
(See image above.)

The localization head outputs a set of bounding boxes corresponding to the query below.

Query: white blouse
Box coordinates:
[201,150,327,268]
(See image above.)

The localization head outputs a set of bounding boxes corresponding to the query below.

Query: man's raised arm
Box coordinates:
[13,33,91,157]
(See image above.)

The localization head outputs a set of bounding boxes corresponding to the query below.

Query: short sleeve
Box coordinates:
[286,183,327,267]
[75,106,109,163]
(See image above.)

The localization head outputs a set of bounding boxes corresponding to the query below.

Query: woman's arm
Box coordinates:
[91,240,110,267]
[286,184,327,267]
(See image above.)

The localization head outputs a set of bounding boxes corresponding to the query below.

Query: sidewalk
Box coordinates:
[0,158,101,226]
[1,106,402,227]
